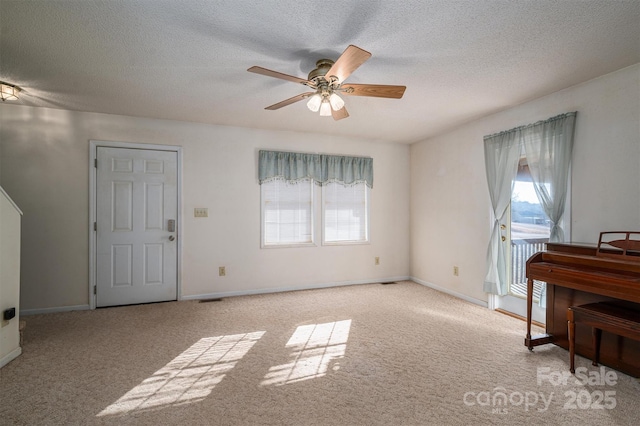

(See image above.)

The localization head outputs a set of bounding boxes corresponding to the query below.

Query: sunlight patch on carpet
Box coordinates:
[261,320,351,386]
[97,331,265,417]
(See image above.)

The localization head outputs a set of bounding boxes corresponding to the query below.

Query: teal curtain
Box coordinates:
[482,112,577,303]
[483,130,522,296]
[259,150,373,188]
[258,151,321,184]
[522,112,576,243]
[522,112,577,307]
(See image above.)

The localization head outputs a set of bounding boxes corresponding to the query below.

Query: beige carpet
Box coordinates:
[1,281,639,425]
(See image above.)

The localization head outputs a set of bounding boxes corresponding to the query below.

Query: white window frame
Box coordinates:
[260,179,316,248]
[322,182,370,246]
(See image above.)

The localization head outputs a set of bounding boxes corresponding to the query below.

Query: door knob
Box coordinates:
[169,235,175,241]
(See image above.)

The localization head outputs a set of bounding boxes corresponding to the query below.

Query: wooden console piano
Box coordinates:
[525,232,640,377]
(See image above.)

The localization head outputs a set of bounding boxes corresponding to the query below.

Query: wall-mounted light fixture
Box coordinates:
[0,81,21,101]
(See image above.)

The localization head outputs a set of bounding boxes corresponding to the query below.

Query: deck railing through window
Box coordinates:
[510,238,548,299]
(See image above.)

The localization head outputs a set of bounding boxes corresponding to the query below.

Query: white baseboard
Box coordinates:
[410,277,488,308]
[16,278,483,313]
[20,278,417,312]
[0,346,22,369]
[182,276,411,301]
[21,304,90,316]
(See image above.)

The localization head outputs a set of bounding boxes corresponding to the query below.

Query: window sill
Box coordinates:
[322,240,370,246]
[261,242,317,249]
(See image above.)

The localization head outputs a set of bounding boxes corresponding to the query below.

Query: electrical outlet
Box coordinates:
[219,266,226,276]
[453,266,459,276]
[375,257,380,265]
[194,208,209,218]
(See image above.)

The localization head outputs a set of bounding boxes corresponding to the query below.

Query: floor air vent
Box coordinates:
[199,298,223,303]
[380,282,396,285]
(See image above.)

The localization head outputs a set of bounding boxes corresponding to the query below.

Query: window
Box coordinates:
[509,159,550,301]
[258,150,373,248]
[323,182,369,244]
[261,179,314,247]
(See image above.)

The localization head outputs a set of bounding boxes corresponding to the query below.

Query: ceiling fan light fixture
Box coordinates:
[319,100,332,117]
[329,93,344,111]
[0,81,20,101]
[306,93,322,112]
[249,45,405,121]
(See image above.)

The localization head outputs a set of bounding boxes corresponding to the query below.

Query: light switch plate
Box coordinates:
[194,208,208,218]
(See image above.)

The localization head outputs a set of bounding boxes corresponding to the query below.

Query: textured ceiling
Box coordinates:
[1,0,639,144]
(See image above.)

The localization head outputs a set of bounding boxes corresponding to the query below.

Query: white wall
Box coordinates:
[410,64,640,303]
[2,64,637,312]
[0,107,410,311]
[0,186,22,367]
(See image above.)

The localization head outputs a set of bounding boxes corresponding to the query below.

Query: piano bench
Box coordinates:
[567,303,640,373]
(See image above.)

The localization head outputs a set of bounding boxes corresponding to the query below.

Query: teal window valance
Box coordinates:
[259,150,373,188]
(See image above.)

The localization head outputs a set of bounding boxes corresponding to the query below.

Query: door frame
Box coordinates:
[487,171,572,325]
[89,140,183,309]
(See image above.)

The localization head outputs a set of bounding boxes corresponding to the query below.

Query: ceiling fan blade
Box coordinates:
[331,106,349,121]
[265,92,315,110]
[325,45,372,83]
[248,66,310,85]
[340,84,406,99]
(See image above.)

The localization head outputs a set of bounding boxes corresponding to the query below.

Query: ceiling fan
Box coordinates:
[248,45,406,121]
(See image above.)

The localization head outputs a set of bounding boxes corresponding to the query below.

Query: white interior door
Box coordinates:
[96,147,178,307]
